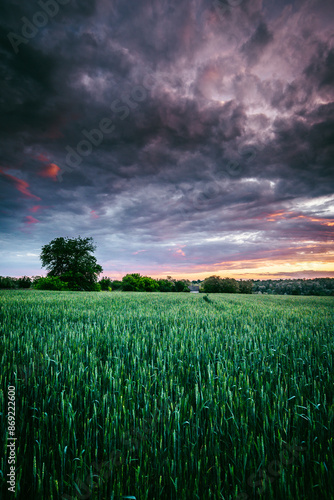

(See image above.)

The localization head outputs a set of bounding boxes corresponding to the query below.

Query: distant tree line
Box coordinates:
[200,276,253,294]
[252,278,334,296]
[0,276,32,289]
[0,274,254,294]
[0,274,190,292]
[1,237,333,295]
[99,274,191,292]
[200,276,334,295]
[1,274,334,295]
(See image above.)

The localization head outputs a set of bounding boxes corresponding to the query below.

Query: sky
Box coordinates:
[0,0,333,280]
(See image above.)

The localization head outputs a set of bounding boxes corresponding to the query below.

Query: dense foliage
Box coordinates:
[98,274,191,292]
[253,278,334,296]
[99,277,113,291]
[0,276,16,289]
[0,276,34,289]
[120,274,190,292]
[17,276,32,289]
[200,276,253,293]
[33,276,70,291]
[40,236,103,291]
[1,274,334,296]
[1,291,333,499]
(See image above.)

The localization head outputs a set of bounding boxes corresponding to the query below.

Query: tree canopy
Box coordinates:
[201,276,252,293]
[120,274,189,292]
[2,272,334,296]
[40,236,103,291]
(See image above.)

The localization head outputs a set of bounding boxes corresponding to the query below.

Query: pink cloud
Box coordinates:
[169,246,186,257]
[30,205,42,213]
[25,216,39,225]
[35,154,60,181]
[0,167,41,200]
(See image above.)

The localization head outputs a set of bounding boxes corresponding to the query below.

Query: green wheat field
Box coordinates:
[1,290,333,499]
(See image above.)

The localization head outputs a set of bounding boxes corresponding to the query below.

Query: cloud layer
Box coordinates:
[0,0,333,278]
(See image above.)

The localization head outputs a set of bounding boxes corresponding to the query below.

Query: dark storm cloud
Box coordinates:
[0,0,333,277]
[241,21,273,66]
[305,44,334,92]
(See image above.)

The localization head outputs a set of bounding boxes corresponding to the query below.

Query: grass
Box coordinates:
[0,290,333,499]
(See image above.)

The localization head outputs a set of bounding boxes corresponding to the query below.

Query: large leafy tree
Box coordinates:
[121,273,159,292]
[121,273,142,291]
[201,275,223,293]
[220,278,239,293]
[238,279,253,294]
[201,276,239,293]
[40,236,103,291]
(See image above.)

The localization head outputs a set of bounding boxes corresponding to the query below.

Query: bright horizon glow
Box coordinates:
[6,259,334,282]
[1,1,333,281]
